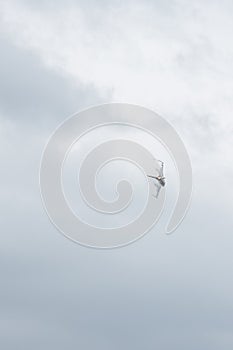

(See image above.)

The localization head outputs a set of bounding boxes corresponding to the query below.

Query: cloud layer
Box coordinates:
[1,1,233,349]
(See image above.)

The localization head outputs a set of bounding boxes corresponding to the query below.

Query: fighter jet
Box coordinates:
[147,160,165,198]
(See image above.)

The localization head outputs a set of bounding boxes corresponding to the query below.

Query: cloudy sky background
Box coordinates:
[1,0,233,349]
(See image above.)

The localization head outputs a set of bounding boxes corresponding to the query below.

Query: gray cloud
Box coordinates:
[0,32,103,125]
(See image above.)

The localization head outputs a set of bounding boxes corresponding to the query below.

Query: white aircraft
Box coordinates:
[147,160,165,197]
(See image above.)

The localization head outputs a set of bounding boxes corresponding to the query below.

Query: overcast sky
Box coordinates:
[1,0,233,349]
